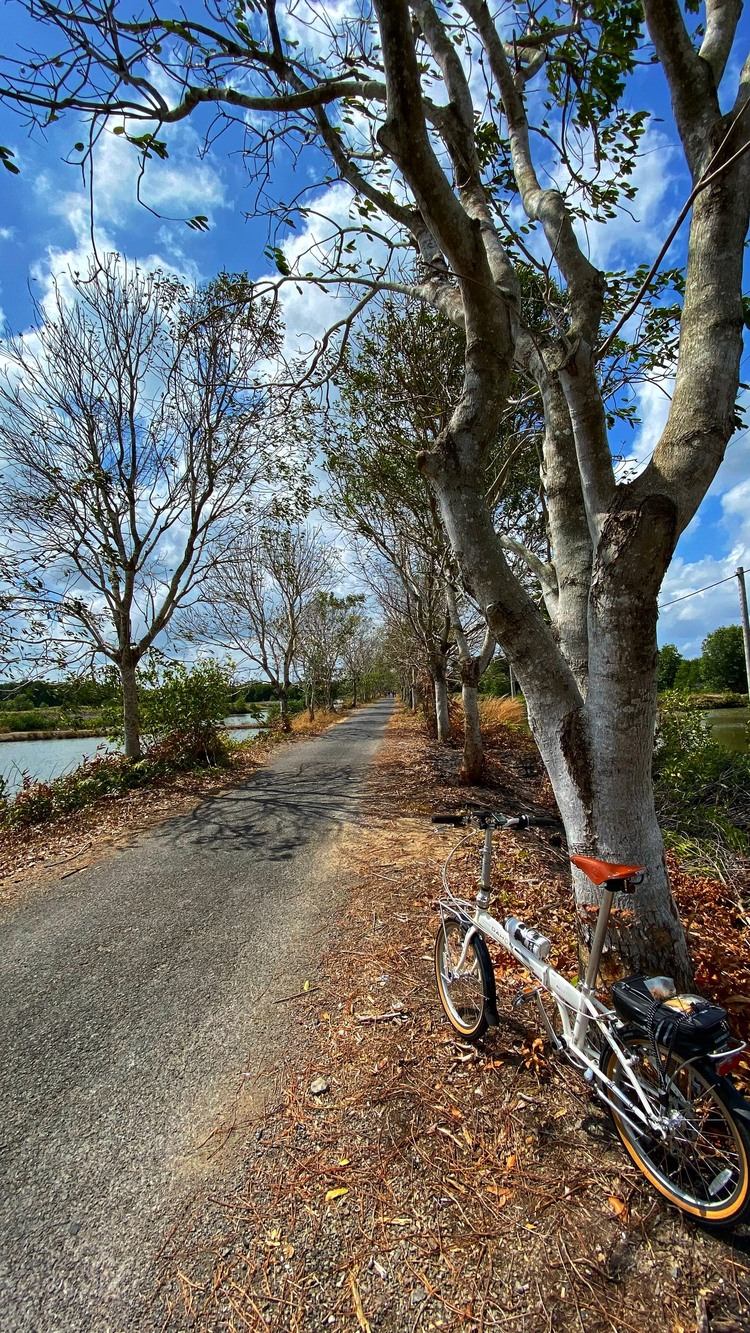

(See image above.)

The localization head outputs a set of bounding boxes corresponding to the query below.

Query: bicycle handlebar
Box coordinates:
[431,811,559,830]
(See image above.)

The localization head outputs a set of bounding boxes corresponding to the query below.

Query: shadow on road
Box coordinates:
[157,704,394,864]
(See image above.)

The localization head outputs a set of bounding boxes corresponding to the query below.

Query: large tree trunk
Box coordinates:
[119,653,141,760]
[460,673,484,784]
[527,661,691,989]
[429,459,694,987]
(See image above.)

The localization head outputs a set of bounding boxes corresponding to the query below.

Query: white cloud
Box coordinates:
[90,123,226,228]
[659,544,750,657]
[28,116,228,305]
[572,129,681,270]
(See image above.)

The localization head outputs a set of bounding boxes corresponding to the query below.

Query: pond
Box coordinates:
[0,712,269,797]
[704,707,749,754]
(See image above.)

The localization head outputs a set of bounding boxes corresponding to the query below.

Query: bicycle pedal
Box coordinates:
[512,986,539,1009]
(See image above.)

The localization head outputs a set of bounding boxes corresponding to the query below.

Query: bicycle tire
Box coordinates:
[601,1032,750,1227]
[434,917,495,1041]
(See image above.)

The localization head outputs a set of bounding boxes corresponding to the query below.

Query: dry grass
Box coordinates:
[478,695,528,729]
[290,708,344,734]
[155,710,750,1333]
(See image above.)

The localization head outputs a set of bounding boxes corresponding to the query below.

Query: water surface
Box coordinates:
[705,706,749,753]
[0,713,268,797]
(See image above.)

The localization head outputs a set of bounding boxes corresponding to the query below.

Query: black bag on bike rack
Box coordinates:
[612,974,730,1055]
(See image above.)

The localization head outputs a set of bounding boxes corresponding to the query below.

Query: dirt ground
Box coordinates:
[149,710,750,1333]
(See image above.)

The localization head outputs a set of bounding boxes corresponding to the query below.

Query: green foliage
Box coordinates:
[654,693,750,863]
[0,709,62,732]
[264,698,305,726]
[657,643,682,692]
[0,675,117,708]
[701,624,748,693]
[478,658,512,697]
[0,662,237,831]
[0,145,19,174]
[0,751,159,829]
[673,656,703,692]
[136,660,234,767]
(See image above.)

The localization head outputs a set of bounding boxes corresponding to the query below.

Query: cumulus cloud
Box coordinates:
[89,122,226,228]
[658,552,749,657]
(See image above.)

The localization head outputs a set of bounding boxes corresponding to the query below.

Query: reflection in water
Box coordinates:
[705,707,749,753]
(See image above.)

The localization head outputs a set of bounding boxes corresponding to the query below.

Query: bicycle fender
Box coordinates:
[473,932,499,1028]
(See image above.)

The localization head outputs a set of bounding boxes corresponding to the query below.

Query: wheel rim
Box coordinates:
[436,920,485,1032]
[609,1040,749,1219]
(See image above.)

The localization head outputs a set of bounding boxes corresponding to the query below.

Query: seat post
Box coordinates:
[570,885,616,1046]
[583,885,617,992]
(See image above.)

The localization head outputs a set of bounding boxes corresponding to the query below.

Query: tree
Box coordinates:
[325,296,534,774]
[340,617,383,707]
[446,584,496,782]
[0,257,282,757]
[296,592,363,718]
[674,658,704,693]
[657,644,683,692]
[181,522,333,731]
[701,625,748,694]
[4,3,750,981]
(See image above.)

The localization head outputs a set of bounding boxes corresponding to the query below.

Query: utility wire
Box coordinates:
[659,573,737,609]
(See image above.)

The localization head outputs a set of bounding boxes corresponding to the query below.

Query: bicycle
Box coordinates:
[432,808,750,1228]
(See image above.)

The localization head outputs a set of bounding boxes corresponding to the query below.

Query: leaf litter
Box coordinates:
[151,709,749,1333]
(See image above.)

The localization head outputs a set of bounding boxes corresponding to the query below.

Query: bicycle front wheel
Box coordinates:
[601,1034,750,1227]
[434,917,495,1042]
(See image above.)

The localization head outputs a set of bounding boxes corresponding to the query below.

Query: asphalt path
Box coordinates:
[0,699,394,1332]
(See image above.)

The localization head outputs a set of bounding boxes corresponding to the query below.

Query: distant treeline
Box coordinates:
[0,678,305,711]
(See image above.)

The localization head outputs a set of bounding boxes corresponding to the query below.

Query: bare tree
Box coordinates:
[295,592,363,719]
[0,257,282,756]
[2,3,750,978]
[341,616,384,706]
[181,522,333,731]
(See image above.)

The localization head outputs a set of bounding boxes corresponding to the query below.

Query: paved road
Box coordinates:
[0,700,393,1332]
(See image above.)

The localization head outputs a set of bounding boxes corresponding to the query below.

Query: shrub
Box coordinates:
[0,709,62,733]
[140,660,234,767]
[654,691,750,872]
[0,752,164,830]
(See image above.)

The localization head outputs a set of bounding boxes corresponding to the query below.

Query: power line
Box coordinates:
[658,573,737,609]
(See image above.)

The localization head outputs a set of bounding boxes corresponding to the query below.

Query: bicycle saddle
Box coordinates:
[570,854,645,886]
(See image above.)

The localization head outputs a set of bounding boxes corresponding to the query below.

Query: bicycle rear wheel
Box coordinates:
[601,1034,750,1227]
[434,917,495,1042]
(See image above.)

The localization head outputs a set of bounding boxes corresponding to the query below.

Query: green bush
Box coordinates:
[137,659,234,767]
[654,692,750,868]
[0,752,164,829]
[0,709,61,732]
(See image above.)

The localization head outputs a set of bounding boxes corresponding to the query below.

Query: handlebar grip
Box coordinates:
[431,815,466,827]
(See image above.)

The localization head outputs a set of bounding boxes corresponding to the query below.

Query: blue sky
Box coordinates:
[0,3,748,663]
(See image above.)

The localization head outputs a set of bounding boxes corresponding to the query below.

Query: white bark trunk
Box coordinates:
[461,681,483,783]
[434,674,450,744]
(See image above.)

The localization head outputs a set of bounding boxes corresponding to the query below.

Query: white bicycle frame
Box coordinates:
[442,823,670,1140]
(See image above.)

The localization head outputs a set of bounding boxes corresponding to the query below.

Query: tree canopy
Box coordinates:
[701,624,749,694]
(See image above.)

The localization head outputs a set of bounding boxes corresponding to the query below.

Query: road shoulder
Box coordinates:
[155,709,750,1333]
